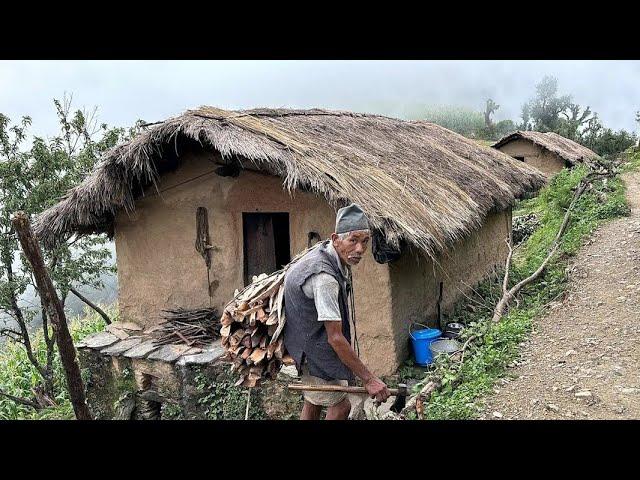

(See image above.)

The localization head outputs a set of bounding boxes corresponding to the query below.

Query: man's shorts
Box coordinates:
[300,363,349,407]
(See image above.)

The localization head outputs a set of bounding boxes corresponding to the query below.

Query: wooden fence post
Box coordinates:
[11,211,93,420]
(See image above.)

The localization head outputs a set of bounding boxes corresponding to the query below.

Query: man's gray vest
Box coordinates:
[283,241,354,382]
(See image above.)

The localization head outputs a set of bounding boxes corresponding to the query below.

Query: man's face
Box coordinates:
[331,230,371,266]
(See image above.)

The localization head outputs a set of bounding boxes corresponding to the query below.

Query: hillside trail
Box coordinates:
[480,170,640,420]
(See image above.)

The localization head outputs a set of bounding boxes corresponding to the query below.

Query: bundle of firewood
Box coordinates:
[220,243,320,387]
[154,307,220,347]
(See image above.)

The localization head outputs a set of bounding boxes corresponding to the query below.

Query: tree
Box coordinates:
[522,75,574,133]
[0,95,141,410]
[520,76,636,157]
[484,99,500,129]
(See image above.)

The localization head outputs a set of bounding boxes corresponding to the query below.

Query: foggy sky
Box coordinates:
[1,60,639,139]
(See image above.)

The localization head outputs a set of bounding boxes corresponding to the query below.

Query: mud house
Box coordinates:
[492,130,598,178]
[36,107,544,377]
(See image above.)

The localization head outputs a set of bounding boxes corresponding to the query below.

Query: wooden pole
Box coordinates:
[11,211,93,420]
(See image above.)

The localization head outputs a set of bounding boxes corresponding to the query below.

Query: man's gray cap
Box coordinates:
[335,203,369,234]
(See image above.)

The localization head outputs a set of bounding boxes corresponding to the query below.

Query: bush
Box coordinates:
[0,306,111,420]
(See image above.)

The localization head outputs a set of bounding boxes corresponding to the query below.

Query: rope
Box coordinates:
[347,266,360,357]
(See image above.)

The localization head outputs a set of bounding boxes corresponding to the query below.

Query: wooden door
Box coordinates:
[243,213,290,286]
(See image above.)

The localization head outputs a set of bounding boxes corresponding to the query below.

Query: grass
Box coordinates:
[404,150,638,419]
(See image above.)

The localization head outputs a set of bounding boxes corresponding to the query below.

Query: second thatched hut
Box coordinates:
[493,130,598,178]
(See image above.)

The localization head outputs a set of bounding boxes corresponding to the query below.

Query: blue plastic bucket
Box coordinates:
[410,326,442,366]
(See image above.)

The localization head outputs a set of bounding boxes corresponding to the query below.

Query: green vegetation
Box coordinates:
[404,153,636,419]
[520,76,637,158]
[0,306,110,420]
[403,105,485,137]
[194,367,266,420]
[0,98,141,409]
[400,76,637,154]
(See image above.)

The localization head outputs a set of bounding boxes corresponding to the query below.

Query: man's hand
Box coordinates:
[364,376,391,403]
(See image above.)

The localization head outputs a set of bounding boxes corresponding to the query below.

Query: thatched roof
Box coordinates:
[35,107,545,260]
[492,131,598,165]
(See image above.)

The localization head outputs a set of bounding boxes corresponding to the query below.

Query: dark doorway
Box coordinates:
[243,212,290,285]
[514,156,525,162]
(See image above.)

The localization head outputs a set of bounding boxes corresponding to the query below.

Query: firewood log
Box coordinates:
[233,355,244,368]
[249,348,267,365]
[221,311,233,326]
[251,333,263,349]
[265,312,278,326]
[274,339,284,360]
[266,341,277,360]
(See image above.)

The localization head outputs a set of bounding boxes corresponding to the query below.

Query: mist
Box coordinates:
[1,60,639,139]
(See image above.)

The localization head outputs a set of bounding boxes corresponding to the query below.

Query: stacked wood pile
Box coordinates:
[220,244,320,387]
[153,307,220,347]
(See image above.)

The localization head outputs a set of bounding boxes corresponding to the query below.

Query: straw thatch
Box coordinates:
[34,107,545,260]
[492,131,598,165]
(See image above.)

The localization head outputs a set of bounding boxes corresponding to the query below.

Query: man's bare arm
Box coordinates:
[324,321,390,402]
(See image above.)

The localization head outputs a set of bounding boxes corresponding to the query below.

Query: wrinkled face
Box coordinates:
[331,230,371,266]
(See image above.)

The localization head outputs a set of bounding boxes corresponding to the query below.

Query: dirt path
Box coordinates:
[480,170,640,420]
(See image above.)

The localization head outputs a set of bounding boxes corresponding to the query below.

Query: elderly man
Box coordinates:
[283,203,391,420]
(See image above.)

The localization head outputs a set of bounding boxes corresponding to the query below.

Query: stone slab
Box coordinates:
[116,322,143,332]
[106,324,130,340]
[101,337,143,356]
[81,331,119,350]
[122,339,161,359]
[147,344,192,363]
[177,344,226,366]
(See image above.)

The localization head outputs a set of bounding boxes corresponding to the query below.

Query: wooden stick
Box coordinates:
[287,384,403,395]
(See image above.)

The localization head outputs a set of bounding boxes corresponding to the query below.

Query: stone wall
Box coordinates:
[77,332,302,420]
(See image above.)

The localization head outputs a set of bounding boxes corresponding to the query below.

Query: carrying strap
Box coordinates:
[346,266,360,357]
